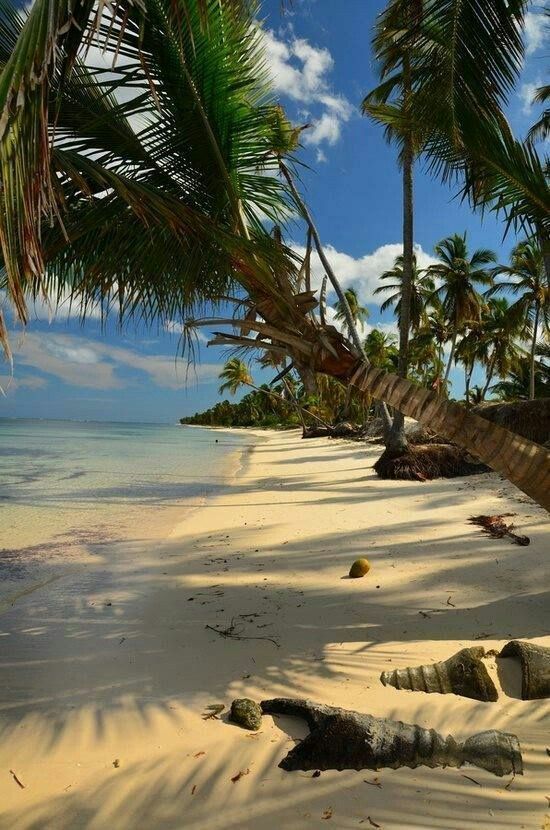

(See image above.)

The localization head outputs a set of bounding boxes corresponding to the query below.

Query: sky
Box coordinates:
[1,0,548,423]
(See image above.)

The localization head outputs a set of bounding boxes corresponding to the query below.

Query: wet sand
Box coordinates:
[0,429,548,829]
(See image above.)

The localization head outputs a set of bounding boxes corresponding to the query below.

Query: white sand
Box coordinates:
[0,429,548,829]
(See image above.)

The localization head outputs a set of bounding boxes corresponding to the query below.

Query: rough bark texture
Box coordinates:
[499,640,550,700]
[261,698,522,777]
[380,647,498,701]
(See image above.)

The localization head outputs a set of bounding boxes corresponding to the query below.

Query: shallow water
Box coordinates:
[0,419,252,556]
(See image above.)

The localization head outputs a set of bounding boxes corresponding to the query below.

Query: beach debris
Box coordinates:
[194,751,206,758]
[9,769,25,789]
[312,770,321,778]
[230,698,263,731]
[321,807,333,820]
[191,784,197,795]
[499,641,550,700]
[461,774,482,786]
[364,818,381,828]
[380,647,498,702]
[364,777,382,788]
[112,759,120,769]
[260,698,522,777]
[349,558,371,579]
[205,617,280,647]
[231,768,250,783]
[202,704,225,720]
[468,514,530,546]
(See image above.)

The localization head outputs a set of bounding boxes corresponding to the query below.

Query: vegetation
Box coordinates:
[1,0,549,507]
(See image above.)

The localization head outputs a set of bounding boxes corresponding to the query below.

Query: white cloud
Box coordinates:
[0,374,48,396]
[524,10,547,55]
[10,332,223,391]
[316,149,327,163]
[518,78,542,114]
[291,241,437,303]
[262,28,352,149]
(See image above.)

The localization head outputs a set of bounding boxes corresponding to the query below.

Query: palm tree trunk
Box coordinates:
[482,354,496,399]
[529,302,540,400]
[444,329,458,390]
[387,104,414,455]
[465,361,474,407]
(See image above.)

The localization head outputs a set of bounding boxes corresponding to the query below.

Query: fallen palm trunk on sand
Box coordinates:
[380,647,498,701]
[261,698,522,777]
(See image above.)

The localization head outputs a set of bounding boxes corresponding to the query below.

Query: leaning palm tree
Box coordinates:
[1,0,549,509]
[334,288,369,339]
[375,254,435,331]
[489,239,549,400]
[427,233,496,388]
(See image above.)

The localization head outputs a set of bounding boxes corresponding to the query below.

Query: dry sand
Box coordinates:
[0,429,548,830]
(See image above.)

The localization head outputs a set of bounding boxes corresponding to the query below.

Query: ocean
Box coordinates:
[0,419,253,560]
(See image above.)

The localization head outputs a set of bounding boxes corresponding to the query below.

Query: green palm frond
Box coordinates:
[0,0,298,358]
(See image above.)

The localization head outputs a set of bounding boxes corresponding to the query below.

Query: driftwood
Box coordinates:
[380,647,498,702]
[469,515,530,546]
[499,640,550,700]
[261,698,522,777]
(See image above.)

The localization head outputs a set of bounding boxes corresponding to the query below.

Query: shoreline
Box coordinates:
[0,430,548,829]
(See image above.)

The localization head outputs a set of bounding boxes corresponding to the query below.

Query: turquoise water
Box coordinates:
[0,419,252,554]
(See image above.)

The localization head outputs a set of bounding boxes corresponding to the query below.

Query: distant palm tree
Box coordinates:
[363,329,398,370]
[334,287,369,338]
[480,299,525,398]
[427,233,496,389]
[218,358,253,396]
[454,321,488,406]
[489,239,549,399]
[375,253,435,330]
[492,343,550,400]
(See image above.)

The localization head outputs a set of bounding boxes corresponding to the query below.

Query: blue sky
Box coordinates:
[1,0,547,423]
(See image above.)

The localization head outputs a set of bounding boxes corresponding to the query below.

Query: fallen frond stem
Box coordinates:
[469,515,530,546]
[205,619,280,648]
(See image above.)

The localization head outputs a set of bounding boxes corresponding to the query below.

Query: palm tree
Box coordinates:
[453,322,487,407]
[480,299,525,399]
[218,358,253,396]
[492,343,550,401]
[427,233,496,389]
[334,288,369,339]
[1,1,549,508]
[363,0,424,453]
[399,0,549,282]
[363,329,398,370]
[375,253,435,331]
[489,239,549,400]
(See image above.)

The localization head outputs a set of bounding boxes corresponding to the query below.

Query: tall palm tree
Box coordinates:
[398,0,549,282]
[427,233,496,388]
[453,321,488,407]
[375,253,435,331]
[1,1,549,508]
[334,287,369,339]
[489,239,549,400]
[363,0,424,453]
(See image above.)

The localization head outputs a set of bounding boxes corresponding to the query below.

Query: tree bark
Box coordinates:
[529,302,540,400]
[387,109,414,455]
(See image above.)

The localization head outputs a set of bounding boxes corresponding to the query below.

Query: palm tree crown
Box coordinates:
[218,358,253,396]
[334,287,369,337]
[427,232,496,386]
[375,253,435,330]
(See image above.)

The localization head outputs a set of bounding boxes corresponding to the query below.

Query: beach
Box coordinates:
[0,428,548,829]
